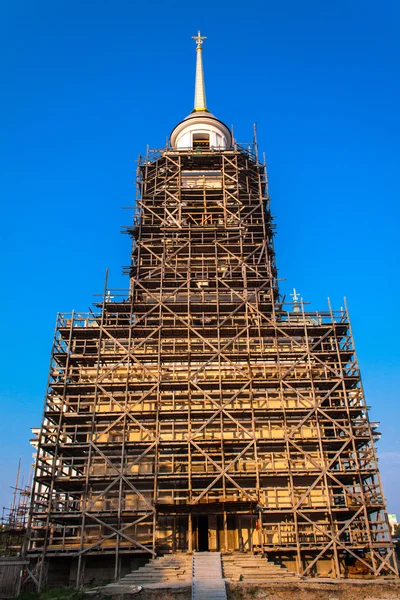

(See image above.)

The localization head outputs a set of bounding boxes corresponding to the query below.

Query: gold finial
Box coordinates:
[192,30,207,49]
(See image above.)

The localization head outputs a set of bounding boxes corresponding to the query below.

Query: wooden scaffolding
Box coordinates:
[25,143,398,586]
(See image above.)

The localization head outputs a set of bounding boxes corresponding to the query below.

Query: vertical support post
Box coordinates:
[258,509,264,555]
[188,513,193,552]
[253,122,258,162]
[224,511,228,552]
[152,511,157,556]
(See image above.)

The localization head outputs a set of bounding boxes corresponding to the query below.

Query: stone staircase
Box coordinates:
[192,552,227,600]
[222,553,301,583]
[105,551,301,591]
[110,553,192,587]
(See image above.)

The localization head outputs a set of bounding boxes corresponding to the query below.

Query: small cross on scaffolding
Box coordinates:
[290,288,300,304]
[192,30,207,49]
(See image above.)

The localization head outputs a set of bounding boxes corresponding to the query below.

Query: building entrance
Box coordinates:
[197,515,209,551]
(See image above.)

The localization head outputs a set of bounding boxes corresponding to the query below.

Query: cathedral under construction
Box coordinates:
[24,33,398,587]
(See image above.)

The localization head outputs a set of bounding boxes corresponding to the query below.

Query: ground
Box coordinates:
[227,582,400,599]
[15,581,400,600]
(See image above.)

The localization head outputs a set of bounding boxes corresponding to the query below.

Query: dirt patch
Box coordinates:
[91,589,191,600]
[82,581,400,600]
[226,581,400,600]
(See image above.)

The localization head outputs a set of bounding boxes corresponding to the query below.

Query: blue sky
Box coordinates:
[1,0,399,516]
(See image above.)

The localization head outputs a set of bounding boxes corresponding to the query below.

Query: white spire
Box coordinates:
[192,30,207,112]
[170,31,232,149]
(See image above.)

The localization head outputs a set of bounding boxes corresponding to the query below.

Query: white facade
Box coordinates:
[170,113,232,150]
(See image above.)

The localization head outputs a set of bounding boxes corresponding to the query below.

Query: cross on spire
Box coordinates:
[290,288,300,303]
[192,30,207,49]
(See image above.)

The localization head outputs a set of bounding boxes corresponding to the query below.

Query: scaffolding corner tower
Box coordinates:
[25,32,398,588]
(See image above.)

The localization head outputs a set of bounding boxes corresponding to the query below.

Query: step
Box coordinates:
[120,575,191,582]
[122,575,188,580]
[124,569,189,574]
[123,574,189,579]
[123,575,188,579]
[243,576,301,584]
[193,568,223,572]
[135,567,188,572]
[224,564,285,573]
[121,573,190,581]
[236,573,292,581]
[122,579,191,584]
[123,579,190,583]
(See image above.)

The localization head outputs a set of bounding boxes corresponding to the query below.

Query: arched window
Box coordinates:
[193,132,210,149]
